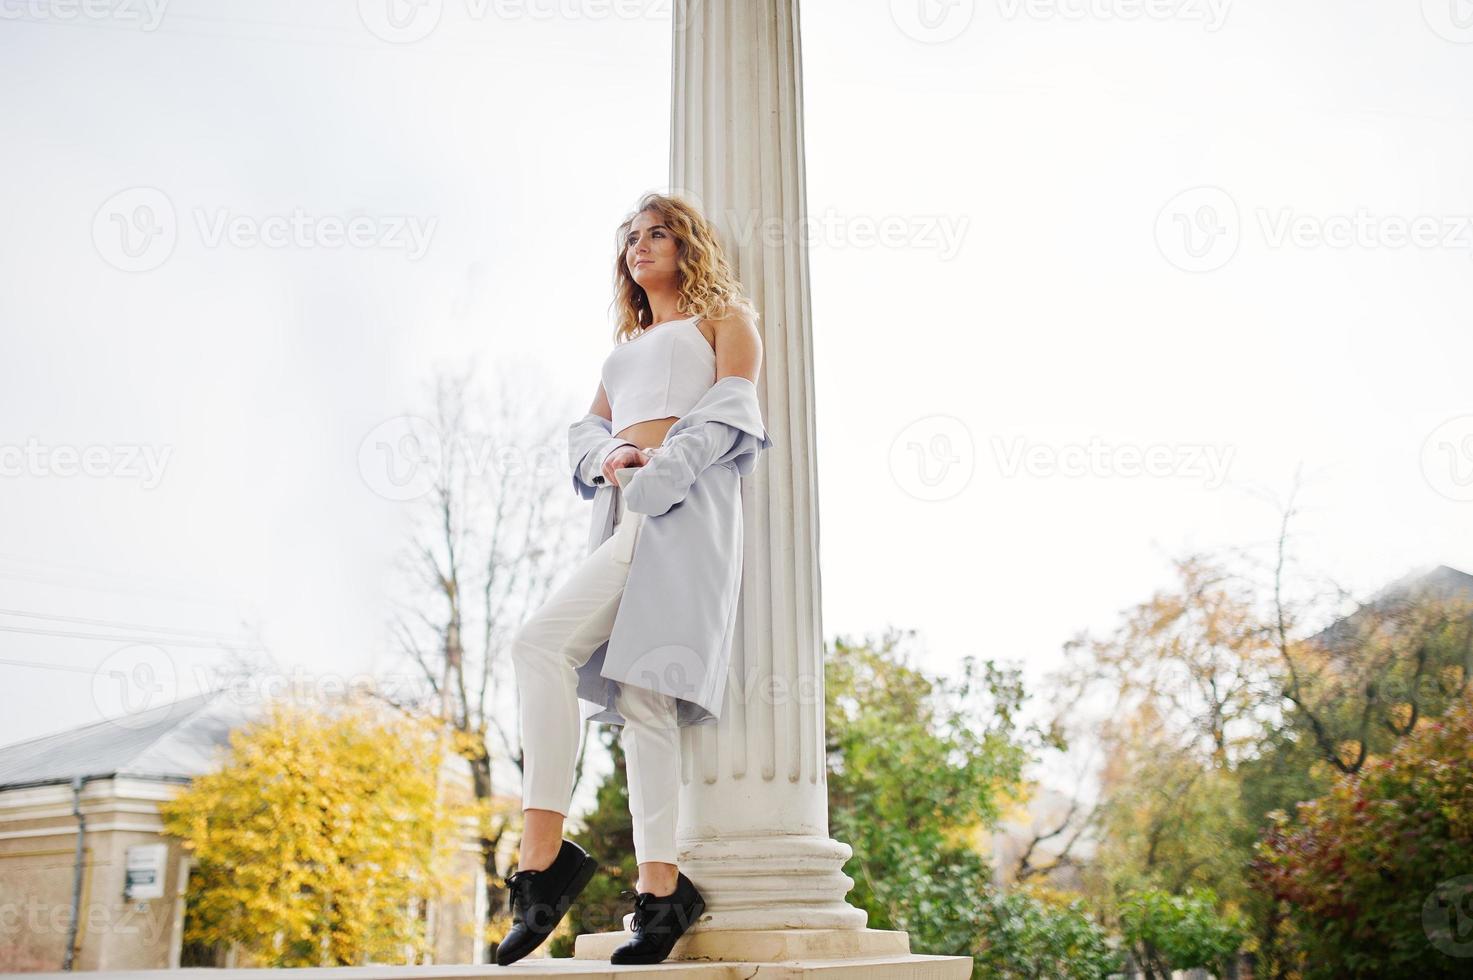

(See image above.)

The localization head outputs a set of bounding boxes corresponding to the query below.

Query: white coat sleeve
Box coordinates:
[569,412,636,500]
[621,418,743,517]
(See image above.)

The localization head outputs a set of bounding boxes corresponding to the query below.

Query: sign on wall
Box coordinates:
[124,843,168,900]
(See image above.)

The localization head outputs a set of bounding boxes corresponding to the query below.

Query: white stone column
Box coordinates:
[666,0,863,935]
[577,3,968,973]
[577,5,970,971]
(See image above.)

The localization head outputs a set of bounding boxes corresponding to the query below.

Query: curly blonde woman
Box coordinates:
[494,193,772,966]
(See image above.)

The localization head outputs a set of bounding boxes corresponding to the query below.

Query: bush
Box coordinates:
[1252,693,1473,979]
[974,889,1121,980]
[1117,887,1244,979]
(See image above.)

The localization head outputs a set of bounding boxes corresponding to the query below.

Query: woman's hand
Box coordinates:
[601,444,651,485]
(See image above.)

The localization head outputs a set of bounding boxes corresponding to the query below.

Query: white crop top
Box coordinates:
[601,315,717,436]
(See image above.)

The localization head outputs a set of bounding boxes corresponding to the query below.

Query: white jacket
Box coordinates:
[566,375,773,727]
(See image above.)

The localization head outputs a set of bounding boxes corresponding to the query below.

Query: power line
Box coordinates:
[0,9,425,52]
[0,549,213,585]
[0,8,563,58]
[0,623,265,651]
[0,570,238,609]
[0,657,106,675]
[0,552,249,611]
[0,607,253,643]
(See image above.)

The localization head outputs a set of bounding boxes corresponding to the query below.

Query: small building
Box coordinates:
[0,689,502,972]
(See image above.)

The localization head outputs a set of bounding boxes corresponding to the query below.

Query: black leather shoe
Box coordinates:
[494,839,598,966]
[609,871,706,965]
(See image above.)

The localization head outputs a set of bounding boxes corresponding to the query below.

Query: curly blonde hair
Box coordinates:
[609,193,759,344]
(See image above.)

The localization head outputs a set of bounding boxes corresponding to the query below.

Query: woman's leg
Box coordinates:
[509,502,641,870]
[617,677,682,895]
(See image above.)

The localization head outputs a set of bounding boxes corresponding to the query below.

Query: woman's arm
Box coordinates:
[707,308,763,386]
[568,382,638,499]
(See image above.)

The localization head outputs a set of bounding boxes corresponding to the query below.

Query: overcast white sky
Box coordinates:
[2,2,1471,803]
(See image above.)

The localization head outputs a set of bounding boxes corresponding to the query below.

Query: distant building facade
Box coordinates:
[0,689,504,972]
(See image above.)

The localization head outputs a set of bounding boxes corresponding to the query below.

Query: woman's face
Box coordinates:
[626,211,679,288]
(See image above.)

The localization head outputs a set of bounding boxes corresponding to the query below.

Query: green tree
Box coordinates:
[1054,557,1272,912]
[825,628,1035,964]
[1270,577,1473,776]
[159,696,483,967]
[1117,887,1244,979]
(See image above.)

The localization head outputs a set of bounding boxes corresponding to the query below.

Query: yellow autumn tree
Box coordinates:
[159,695,483,967]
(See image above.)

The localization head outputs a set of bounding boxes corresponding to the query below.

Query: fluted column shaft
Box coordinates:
[670,0,865,932]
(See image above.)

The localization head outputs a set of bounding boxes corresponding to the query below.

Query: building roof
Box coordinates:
[0,688,265,791]
[0,687,514,805]
[1308,563,1473,654]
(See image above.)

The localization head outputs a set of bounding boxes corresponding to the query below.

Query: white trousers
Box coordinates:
[510,476,682,866]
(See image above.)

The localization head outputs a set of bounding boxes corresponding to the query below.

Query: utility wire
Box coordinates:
[0,657,107,675]
[0,607,253,643]
[0,623,265,650]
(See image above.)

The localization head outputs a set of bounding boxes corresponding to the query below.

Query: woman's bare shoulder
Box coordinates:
[704,305,760,341]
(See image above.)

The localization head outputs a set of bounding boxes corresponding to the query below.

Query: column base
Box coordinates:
[670,834,870,931]
[573,926,909,962]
